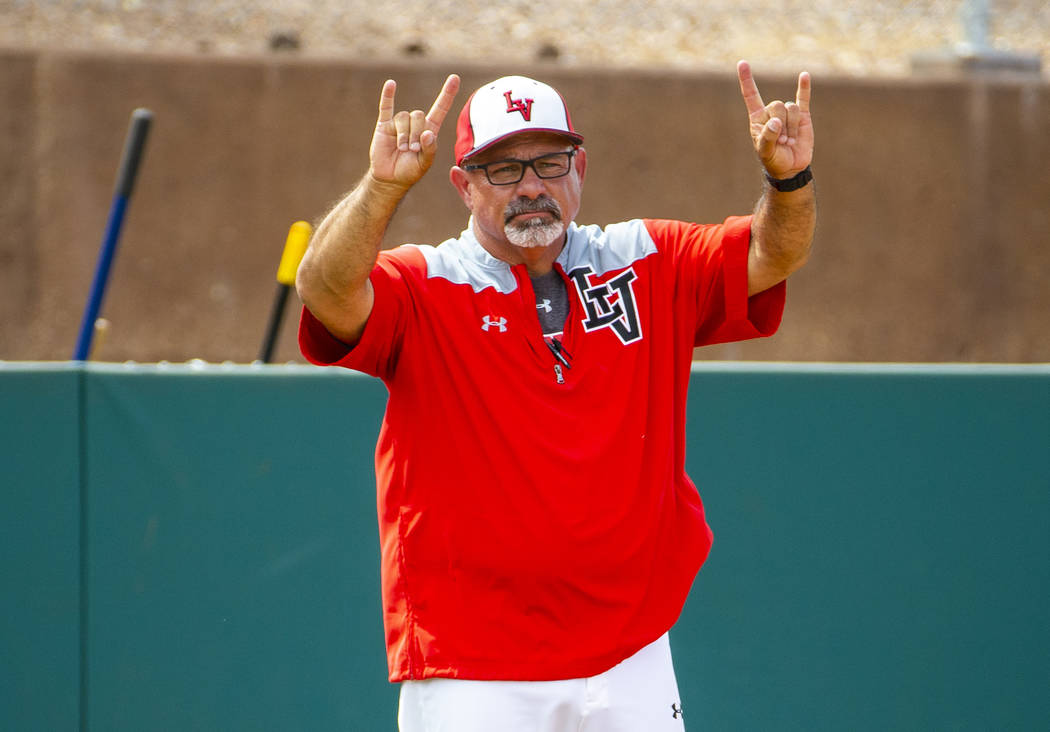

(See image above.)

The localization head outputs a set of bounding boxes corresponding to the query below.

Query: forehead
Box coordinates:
[469,131,577,163]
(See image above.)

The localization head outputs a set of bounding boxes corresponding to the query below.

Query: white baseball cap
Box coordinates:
[454,75,584,166]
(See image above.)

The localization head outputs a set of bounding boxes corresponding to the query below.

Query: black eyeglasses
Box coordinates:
[463,149,577,186]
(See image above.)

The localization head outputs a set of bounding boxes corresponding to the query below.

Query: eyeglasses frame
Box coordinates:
[462,147,579,186]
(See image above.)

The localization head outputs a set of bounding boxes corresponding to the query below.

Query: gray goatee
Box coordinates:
[503,197,564,249]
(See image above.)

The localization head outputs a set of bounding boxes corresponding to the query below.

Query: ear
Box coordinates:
[573,146,587,185]
[449,166,474,210]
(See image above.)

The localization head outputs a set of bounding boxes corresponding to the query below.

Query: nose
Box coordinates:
[514,164,548,196]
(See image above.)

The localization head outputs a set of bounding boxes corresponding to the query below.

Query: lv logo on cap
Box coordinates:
[503,91,534,121]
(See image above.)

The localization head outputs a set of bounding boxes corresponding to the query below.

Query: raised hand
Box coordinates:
[370,74,461,190]
[737,60,813,180]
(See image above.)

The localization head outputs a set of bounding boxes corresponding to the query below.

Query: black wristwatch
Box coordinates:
[765,166,813,192]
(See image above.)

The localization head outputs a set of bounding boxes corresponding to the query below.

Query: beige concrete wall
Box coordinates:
[2,48,1047,363]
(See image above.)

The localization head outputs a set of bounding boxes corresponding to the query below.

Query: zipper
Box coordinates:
[549,263,578,385]
[547,337,572,384]
[513,263,573,385]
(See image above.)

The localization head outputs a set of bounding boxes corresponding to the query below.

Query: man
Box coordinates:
[296,63,815,731]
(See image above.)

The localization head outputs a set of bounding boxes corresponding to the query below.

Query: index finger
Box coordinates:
[377,79,397,124]
[737,60,765,117]
[426,74,461,129]
[795,71,812,114]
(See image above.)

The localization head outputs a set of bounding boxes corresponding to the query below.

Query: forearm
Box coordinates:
[747,179,816,296]
[296,174,408,343]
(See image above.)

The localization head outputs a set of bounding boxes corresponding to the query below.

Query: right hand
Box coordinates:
[369,74,461,190]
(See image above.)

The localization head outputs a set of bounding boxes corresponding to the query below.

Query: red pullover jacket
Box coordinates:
[300,215,785,682]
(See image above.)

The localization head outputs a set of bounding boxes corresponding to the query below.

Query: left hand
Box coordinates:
[737,60,814,180]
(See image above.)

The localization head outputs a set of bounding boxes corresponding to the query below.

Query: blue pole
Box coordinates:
[73,108,153,361]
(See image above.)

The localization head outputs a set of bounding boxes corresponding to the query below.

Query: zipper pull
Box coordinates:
[554,363,565,384]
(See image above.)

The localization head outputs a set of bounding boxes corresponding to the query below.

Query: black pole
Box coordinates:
[258,283,291,363]
[257,221,312,363]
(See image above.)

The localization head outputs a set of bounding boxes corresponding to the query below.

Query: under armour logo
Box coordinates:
[481,315,508,332]
[537,299,552,313]
[671,703,684,719]
[568,265,643,345]
[503,91,534,121]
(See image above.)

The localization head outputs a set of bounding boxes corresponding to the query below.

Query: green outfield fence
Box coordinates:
[2,362,1048,731]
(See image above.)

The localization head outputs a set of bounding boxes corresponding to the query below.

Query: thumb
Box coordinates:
[756,117,781,163]
[417,129,439,168]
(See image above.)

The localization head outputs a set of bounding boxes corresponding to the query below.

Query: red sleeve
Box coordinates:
[644,216,786,347]
[297,248,419,378]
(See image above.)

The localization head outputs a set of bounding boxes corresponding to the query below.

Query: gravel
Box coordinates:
[2,0,1047,77]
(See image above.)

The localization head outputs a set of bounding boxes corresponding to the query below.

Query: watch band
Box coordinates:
[766,165,813,192]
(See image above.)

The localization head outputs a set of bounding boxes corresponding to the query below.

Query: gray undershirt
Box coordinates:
[531,269,569,336]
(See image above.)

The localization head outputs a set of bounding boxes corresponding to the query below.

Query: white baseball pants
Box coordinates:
[397,633,687,732]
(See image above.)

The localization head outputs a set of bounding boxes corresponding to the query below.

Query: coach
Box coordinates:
[296,62,815,731]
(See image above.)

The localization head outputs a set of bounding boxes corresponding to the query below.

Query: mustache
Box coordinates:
[504,196,562,223]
